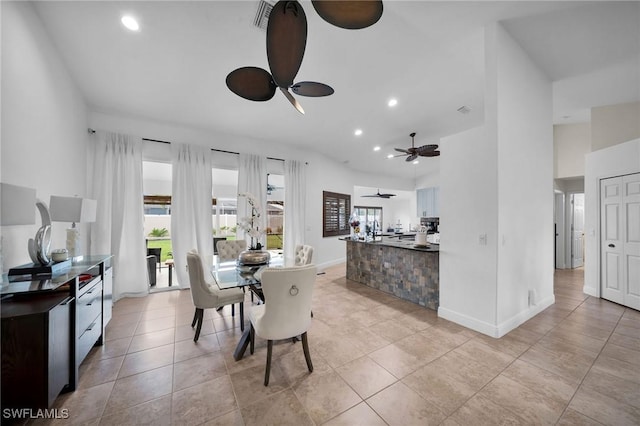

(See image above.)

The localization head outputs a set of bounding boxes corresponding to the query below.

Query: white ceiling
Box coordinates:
[32,1,640,181]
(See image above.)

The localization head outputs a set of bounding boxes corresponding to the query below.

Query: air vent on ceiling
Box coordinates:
[253,0,274,31]
[457,105,471,114]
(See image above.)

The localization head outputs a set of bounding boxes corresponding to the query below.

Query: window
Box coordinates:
[323,191,351,237]
[354,206,383,235]
[266,174,284,249]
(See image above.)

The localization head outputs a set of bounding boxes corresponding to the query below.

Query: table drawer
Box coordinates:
[77,314,101,363]
[77,280,102,334]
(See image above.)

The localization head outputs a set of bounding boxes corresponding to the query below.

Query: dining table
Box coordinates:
[210,253,285,361]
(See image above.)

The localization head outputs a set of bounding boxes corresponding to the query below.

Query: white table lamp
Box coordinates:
[1,183,38,279]
[50,196,97,259]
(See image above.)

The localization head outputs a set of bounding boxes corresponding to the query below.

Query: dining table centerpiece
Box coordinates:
[236,192,270,265]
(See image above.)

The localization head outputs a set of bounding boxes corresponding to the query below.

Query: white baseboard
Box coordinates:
[437,307,501,337]
[438,294,555,338]
[317,257,346,272]
[583,285,599,298]
[496,294,555,337]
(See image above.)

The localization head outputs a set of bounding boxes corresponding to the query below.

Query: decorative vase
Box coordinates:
[238,249,270,265]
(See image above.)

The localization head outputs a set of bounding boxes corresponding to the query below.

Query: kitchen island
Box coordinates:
[344,236,439,310]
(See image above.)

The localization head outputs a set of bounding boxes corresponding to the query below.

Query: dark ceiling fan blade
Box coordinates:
[311,0,383,30]
[226,67,276,101]
[394,148,409,153]
[406,154,418,162]
[420,150,441,157]
[280,87,305,114]
[267,1,307,88]
[362,189,396,198]
[291,81,334,97]
[416,144,439,153]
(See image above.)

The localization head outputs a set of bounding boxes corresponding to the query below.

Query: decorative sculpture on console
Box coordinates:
[28,200,52,265]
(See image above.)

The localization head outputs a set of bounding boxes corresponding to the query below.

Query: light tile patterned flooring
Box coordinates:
[37,265,639,425]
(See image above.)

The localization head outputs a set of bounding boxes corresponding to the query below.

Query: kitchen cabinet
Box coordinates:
[417,187,439,217]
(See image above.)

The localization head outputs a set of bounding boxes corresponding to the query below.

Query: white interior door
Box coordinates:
[571,193,585,268]
[623,173,640,310]
[601,173,640,309]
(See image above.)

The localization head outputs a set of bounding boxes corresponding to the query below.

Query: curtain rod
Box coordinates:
[144,137,286,162]
[87,129,286,162]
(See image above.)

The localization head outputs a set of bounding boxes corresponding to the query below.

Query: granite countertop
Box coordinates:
[342,236,439,252]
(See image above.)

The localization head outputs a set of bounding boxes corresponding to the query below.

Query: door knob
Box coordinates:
[608,243,615,248]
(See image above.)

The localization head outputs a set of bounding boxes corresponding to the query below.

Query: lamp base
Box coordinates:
[8,259,72,276]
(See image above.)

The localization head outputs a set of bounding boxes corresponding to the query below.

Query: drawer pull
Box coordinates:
[61,296,75,305]
[86,322,96,331]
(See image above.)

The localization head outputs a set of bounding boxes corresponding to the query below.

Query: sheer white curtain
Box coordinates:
[237,153,267,248]
[171,142,214,289]
[284,160,306,261]
[90,131,147,300]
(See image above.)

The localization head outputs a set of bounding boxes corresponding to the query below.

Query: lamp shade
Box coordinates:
[1,183,37,226]
[49,196,97,224]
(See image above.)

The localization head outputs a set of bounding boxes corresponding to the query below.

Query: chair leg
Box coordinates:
[193,308,204,342]
[264,340,273,386]
[191,309,198,328]
[232,304,235,317]
[301,332,313,373]
[250,324,255,354]
[239,302,245,332]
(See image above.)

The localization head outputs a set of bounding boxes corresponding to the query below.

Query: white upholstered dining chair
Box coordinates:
[294,244,313,266]
[216,239,247,263]
[186,250,245,341]
[249,264,316,385]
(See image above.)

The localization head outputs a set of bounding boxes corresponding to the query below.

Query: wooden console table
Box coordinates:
[1,255,112,410]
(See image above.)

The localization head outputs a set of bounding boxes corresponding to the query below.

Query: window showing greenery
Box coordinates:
[323,191,351,237]
[354,206,383,235]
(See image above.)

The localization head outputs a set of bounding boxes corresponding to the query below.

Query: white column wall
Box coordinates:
[494,23,554,330]
[1,2,89,269]
[439,125,499,334]
[439,22,554,337]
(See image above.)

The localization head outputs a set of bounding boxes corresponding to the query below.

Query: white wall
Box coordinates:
[90,111,414,270]
[1,1,89,270]
[554,123,591,179]
[591,102,640,151]
[440,125,499,332]
[439,22,554,337]
[494,23,554,329]
[584,138,640,296]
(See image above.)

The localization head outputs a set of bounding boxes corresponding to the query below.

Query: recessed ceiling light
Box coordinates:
[373,146,381,151]
[388,98,398,107]
[121,15,140,31]
[413,160,419,165]
[354,129,363,136]
[387,154,394,159]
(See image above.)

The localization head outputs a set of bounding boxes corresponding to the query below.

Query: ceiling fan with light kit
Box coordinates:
[226,0,383,114]
[393,132,440,162]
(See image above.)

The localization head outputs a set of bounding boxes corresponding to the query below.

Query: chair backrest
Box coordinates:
[294,244,313,266]
[186,249,216,308]
[259,264,317,340]
[216,240,247,262]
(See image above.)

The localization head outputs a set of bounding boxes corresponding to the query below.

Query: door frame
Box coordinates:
[554,191,565,269]
[570,193,585,268]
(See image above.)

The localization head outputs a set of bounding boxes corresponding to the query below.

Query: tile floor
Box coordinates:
[35,265,639,425]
